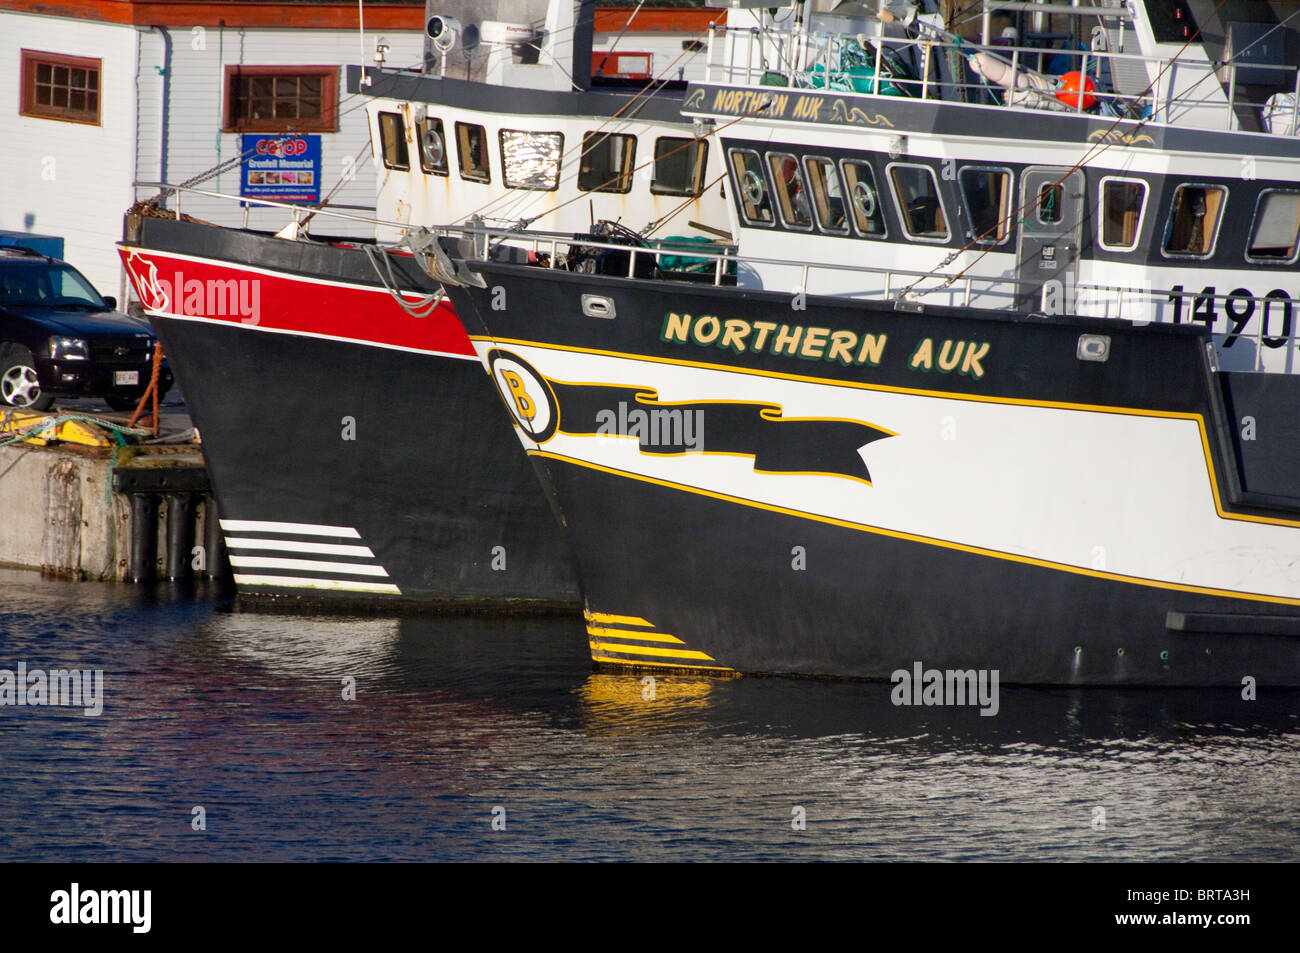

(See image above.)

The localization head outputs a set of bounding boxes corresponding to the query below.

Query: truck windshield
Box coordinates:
[0,263,106,309]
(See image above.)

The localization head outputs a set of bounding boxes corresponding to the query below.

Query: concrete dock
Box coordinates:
[0,398,224,583]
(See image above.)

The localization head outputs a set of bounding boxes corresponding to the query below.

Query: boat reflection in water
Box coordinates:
[1,571,1295,861]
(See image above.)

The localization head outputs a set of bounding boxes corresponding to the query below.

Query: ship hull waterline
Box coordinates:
[443,260,1300,686]
[119,216,578,612]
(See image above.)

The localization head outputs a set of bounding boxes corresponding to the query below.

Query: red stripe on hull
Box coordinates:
[118,247,476,357]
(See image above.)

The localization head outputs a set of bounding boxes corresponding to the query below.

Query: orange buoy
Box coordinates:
[1055,71,1096,109]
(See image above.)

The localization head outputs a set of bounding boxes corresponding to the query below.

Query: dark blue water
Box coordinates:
[1,568,1297,861]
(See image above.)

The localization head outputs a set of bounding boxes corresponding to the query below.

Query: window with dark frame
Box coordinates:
[1246,190,1300,262]
[652,137,709,196]
[890,163,949,241]
[499,130,563,191]
[1163,184,1225,257]
[417,117,448,176]
[1099,178,1148,252]
[959,167,1012,245]
[579,132,636,193]
[766,152,813,230]
[803,157,849,235]
[223,66,338,132]
[840,160,887,238]
[20,50,101,125]
[1037,184,1063,224]
[729,149,773,225]
[456,122,491,183]
[377,112,409,170]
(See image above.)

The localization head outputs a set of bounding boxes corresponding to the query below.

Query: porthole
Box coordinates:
[852,180,877,219]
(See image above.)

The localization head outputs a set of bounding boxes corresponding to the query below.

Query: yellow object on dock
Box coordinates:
[0,410,117,448]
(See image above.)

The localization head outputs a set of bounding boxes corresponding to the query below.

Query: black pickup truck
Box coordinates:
[0,246,171,412]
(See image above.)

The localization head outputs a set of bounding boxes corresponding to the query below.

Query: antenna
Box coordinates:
[358,0,371,85]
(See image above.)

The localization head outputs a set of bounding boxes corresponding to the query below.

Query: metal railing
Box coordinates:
[133,182,396,234]
[128,182,1300,368]
[702,22,1300,135]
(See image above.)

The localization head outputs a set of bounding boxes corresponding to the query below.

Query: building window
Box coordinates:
[456,122,491,183]
[1246,190,1300,263]
[499,130,563,191]
[223,66,338,132]
[417,117,448,176]
[579,132,636,193]
[1163,184,1225,258]
[20,50,101,125]
[652,137,709,196]
[959,167,1013,245]
[889,163,949,242]
[1099,177,1148,252]
[377,112,409,170]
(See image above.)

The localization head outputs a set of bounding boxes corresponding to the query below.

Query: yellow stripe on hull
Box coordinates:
[591,655,738,674]
[584,611,654,627]
[585,625,685,644]
[589,640,716,661]
[585,611,732,673]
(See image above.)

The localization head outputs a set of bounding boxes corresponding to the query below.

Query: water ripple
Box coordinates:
[0,569,1296,861]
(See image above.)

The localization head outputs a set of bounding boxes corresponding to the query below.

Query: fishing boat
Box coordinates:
[118,1,732,608]
[434,0,1300,683]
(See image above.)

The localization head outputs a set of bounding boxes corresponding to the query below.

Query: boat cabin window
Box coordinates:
[889,163,949,242]
[1099,177,1148,252]
[1246,190,1300,263]
[803,157,849,235]
[652,137,709,197]
[729,149,773,226]
[377,112,409,171]
[416,117,448,176]
[1162,184,1224,257]
[579,132,636,193]
[959,167,1012,245]
[1036,183,1062,224]
[839,160,886,238]
[499,130,563,191]
[766,152,813,230]
[455,122,490,183]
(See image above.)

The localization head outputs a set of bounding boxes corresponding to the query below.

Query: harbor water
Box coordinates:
[1,567,1296,863]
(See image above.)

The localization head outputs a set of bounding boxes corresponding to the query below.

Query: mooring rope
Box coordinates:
[0,412,155,449]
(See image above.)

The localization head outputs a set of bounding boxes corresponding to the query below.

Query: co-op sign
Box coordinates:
[240,134,322,204]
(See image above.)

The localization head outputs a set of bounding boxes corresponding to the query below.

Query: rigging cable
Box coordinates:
[897,0,1237,302]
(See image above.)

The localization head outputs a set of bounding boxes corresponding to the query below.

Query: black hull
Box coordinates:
[120,217,578,611]
[545,456,1299,685]
[154,318,578,609]
[443,260,1300,685]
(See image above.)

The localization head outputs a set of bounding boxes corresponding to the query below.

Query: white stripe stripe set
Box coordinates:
[220,519,401,595]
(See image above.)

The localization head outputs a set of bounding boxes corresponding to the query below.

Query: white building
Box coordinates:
[0,0,719,298]
[0,1,432,298]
